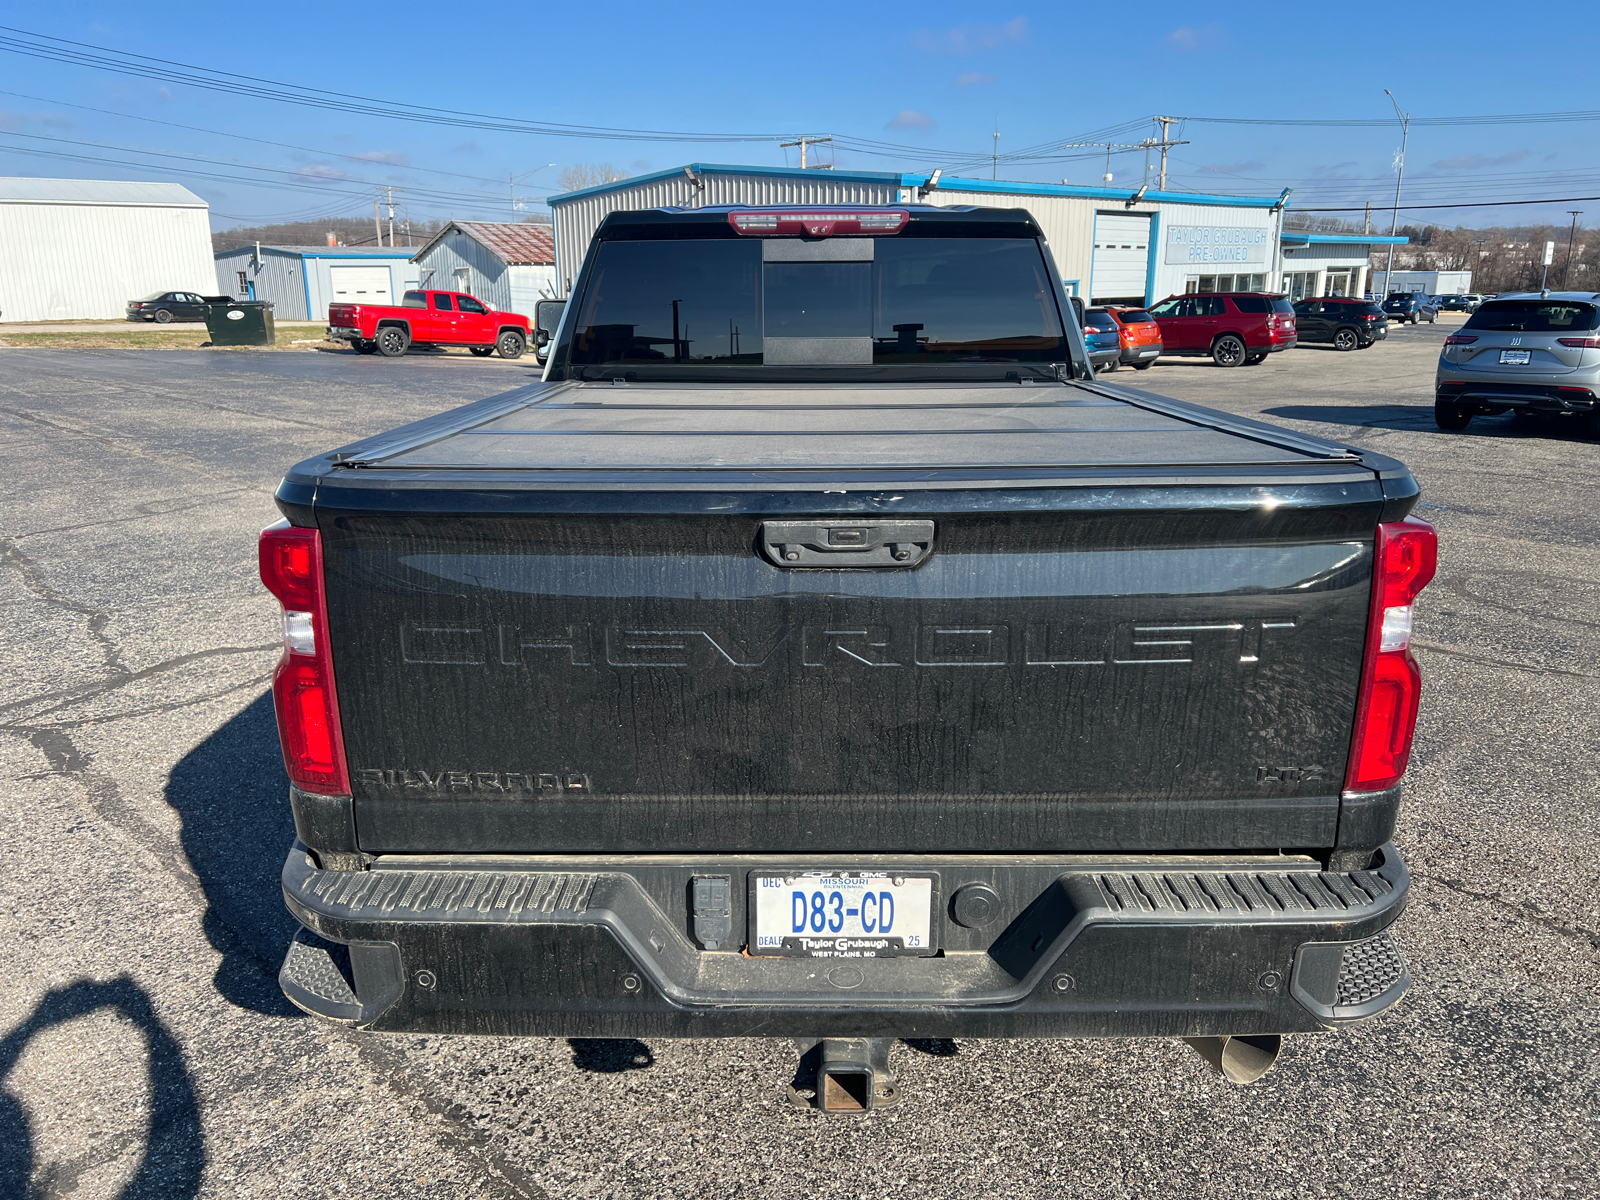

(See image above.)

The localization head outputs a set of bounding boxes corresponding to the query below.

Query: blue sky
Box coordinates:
[1,3,1596,231]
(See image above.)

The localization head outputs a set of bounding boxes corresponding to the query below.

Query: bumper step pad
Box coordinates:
[1290,931,1410,1022]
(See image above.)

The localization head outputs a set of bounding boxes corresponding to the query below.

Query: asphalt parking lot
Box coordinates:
[2,324,1596,1199]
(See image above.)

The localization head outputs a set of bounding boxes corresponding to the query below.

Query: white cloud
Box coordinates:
[955,72,995,86]
[913,17,1028,54]
[1166,23,1225,51]
[886,110,937,131]
[295,165,351,182]
[158,86,170,102]
[350,151,408,166]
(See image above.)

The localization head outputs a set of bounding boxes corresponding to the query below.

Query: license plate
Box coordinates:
[750,872,936,957]
[1500,349,1532,365]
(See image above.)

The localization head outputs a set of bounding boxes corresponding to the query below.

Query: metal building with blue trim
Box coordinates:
[212,244,422,321]
[548,163,1294,307]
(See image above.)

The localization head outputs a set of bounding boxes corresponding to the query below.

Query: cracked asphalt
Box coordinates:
[1,327,1596,1199]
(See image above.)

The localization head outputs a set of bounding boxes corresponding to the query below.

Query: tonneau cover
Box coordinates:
[328,380,1362,479]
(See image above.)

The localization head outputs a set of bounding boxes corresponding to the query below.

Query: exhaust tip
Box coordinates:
[1182,1034,1282,1085]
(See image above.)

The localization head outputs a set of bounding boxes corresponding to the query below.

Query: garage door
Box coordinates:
[1091,213,1152,304]
[329,265,393,305]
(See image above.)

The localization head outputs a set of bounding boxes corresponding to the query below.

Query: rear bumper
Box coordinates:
[1436,380,1597,411]
[1119,343,1162,363]
[327,326,360,342]
[280,843,1412,1040]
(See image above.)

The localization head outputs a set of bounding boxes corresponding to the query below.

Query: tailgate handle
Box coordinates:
[760,520,934,569]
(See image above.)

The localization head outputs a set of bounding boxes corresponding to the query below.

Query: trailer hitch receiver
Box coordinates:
[789,1038,900,1113]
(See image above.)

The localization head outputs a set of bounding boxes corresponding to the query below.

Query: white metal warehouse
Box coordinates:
[410,221,558,320]
[0,177,215,322]
[212,244,421,321]
[547,164,1293,307]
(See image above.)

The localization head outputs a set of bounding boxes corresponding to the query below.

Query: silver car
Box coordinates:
[1434,292,1600,431]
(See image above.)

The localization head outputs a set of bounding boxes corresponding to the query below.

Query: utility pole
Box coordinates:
[1383,89,1410,294]
[780,135,831,169]
[373,200,383,247]
[385,187,396,248]
[1150,116,1189,190]
[1564,210,1583,288]
[1364,201,1372,235]
[993,118,999,180]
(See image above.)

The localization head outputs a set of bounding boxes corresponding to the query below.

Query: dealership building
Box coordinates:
[549,164,1302,306]
[548,164,1413,307]
[1280,231,1410,300]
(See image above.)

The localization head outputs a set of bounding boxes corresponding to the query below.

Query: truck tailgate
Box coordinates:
[306,381,1389,854]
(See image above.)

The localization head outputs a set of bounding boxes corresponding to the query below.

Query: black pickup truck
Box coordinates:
[263,205,1436,1109]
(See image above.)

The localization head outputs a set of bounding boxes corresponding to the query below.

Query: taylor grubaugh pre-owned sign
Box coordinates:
[1164,225,1272,266]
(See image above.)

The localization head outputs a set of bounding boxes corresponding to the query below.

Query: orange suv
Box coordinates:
[1103,306,1163,370]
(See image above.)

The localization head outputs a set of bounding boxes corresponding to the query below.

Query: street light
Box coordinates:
[511,163,558,217]
[1382,89,1410,297]
[1564,210,1583,289]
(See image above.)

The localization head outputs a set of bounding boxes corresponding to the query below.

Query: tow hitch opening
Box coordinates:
[789,1038,900,1114]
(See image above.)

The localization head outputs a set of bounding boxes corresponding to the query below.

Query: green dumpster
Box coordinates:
[204,300,275,347]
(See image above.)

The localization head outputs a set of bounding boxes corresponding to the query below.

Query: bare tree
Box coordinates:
[558,163,629,192]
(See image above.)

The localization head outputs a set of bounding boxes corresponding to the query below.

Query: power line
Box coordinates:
[0,87,526,188]
[0,24,793,144]
[1178,110,1600,128]
[1294,194,1600,213]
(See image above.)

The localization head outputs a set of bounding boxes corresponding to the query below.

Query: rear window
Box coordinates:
[568,237,1068,367]
[1116,310,1154,324]
[1463,300,1599,333]
[402,291,427,308]
[1272,298,1294,314]
[1230,297,1271,314]
[1085,311,1119,329]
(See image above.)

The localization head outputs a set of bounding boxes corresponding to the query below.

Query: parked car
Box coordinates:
[1146,292,1296,367]
[1382,293,1438,324]
[1434,291,1600,431]
[1292,298,1388,351]
[327,289,531,358]
[1435,295,1481,313]
[265,202,1432,1107]
[1104,305,1163,369]
[126,291,212,323]
[1081,307,1124,371]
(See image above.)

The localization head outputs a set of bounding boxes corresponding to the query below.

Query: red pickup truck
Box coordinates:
[327,289,531,359]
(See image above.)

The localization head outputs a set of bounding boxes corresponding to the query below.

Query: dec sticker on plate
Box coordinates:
[750,872,936,957]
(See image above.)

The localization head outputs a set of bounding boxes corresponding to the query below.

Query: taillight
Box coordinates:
[728,208,909,236]
[1443,334,1478,345]
[1345,516,1437,792]
[260,521,350,794]
[1555,336,1600,348]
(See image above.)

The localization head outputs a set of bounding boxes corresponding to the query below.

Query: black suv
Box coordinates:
[1292,297,1388,351]
[1382,293,1438,324]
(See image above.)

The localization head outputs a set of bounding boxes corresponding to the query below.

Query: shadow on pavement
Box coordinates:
[1264,404,1438,432]
[1266,404,1600,440]
[164,690,301,1017]
[568,1039,654,1072]
[0,977,204,1200]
